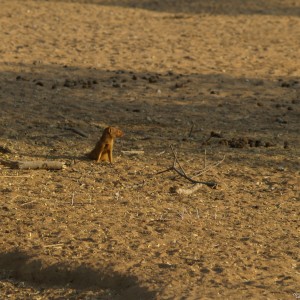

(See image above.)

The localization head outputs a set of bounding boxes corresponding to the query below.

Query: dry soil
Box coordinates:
[0,0,299,299]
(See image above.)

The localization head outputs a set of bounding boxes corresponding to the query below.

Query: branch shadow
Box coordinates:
[0,250,156,299]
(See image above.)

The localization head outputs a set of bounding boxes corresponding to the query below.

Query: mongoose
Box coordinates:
[88,127,124,163]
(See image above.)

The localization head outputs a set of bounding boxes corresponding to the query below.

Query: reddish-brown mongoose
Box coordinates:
[88,127,124,163]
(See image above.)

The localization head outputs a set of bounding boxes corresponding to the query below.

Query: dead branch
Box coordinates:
[156,145,217,188]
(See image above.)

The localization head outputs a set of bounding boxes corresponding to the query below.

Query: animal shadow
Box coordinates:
[0,250,156,299]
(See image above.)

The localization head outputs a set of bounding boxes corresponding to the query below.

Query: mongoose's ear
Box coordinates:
[108,127,112,134]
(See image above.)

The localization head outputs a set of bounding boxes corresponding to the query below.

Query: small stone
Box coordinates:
[210,131,223,138]
[112,82,121,88]
[200,268,210,274]
[213,266,224,274]
[265,142,275,147]
[219,139,228,146]
[248,139,255,147]
[64,80,72,87]
[276,117,287,124]
[255,140,264,147]
[174,82,184,89]
[35,81,44,86]
[281,82,290,88]
[148,76,157,83]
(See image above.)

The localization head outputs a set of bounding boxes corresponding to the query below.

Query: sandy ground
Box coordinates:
[0,0,299,299]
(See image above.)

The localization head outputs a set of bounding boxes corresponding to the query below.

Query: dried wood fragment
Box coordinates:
[17,161,65,170]
[121,150,144,155]
[44,244,64,248]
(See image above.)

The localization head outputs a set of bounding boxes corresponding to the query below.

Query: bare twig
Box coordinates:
[156,150,166,156]
[156,145,217,188]
[170,145,187,176]
[201,135,212,146]
[192,155,225,179]
[188,122,194,137]
[64,126,88,138]
[201,131,223,146]
[20,200,36,206]
[154,167,173,176]
[71,192,75,205]
[196,208,200,219]
[171,166,216,187]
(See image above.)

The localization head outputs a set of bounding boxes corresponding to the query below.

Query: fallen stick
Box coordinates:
[121,150,144,155]
[44,243,64,248]
[64,126,88,138]
[17,161,65,170]
[20,200,36,206]
[0,175,31,178]
[188,122,195,137]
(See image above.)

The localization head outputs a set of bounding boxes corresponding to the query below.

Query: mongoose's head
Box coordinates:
[106,127,124,138]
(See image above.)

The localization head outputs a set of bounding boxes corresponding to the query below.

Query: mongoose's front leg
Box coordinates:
[96,144,105,163]
[108,147,113,164]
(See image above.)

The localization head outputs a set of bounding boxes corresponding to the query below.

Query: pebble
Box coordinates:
[276,117,287,124]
